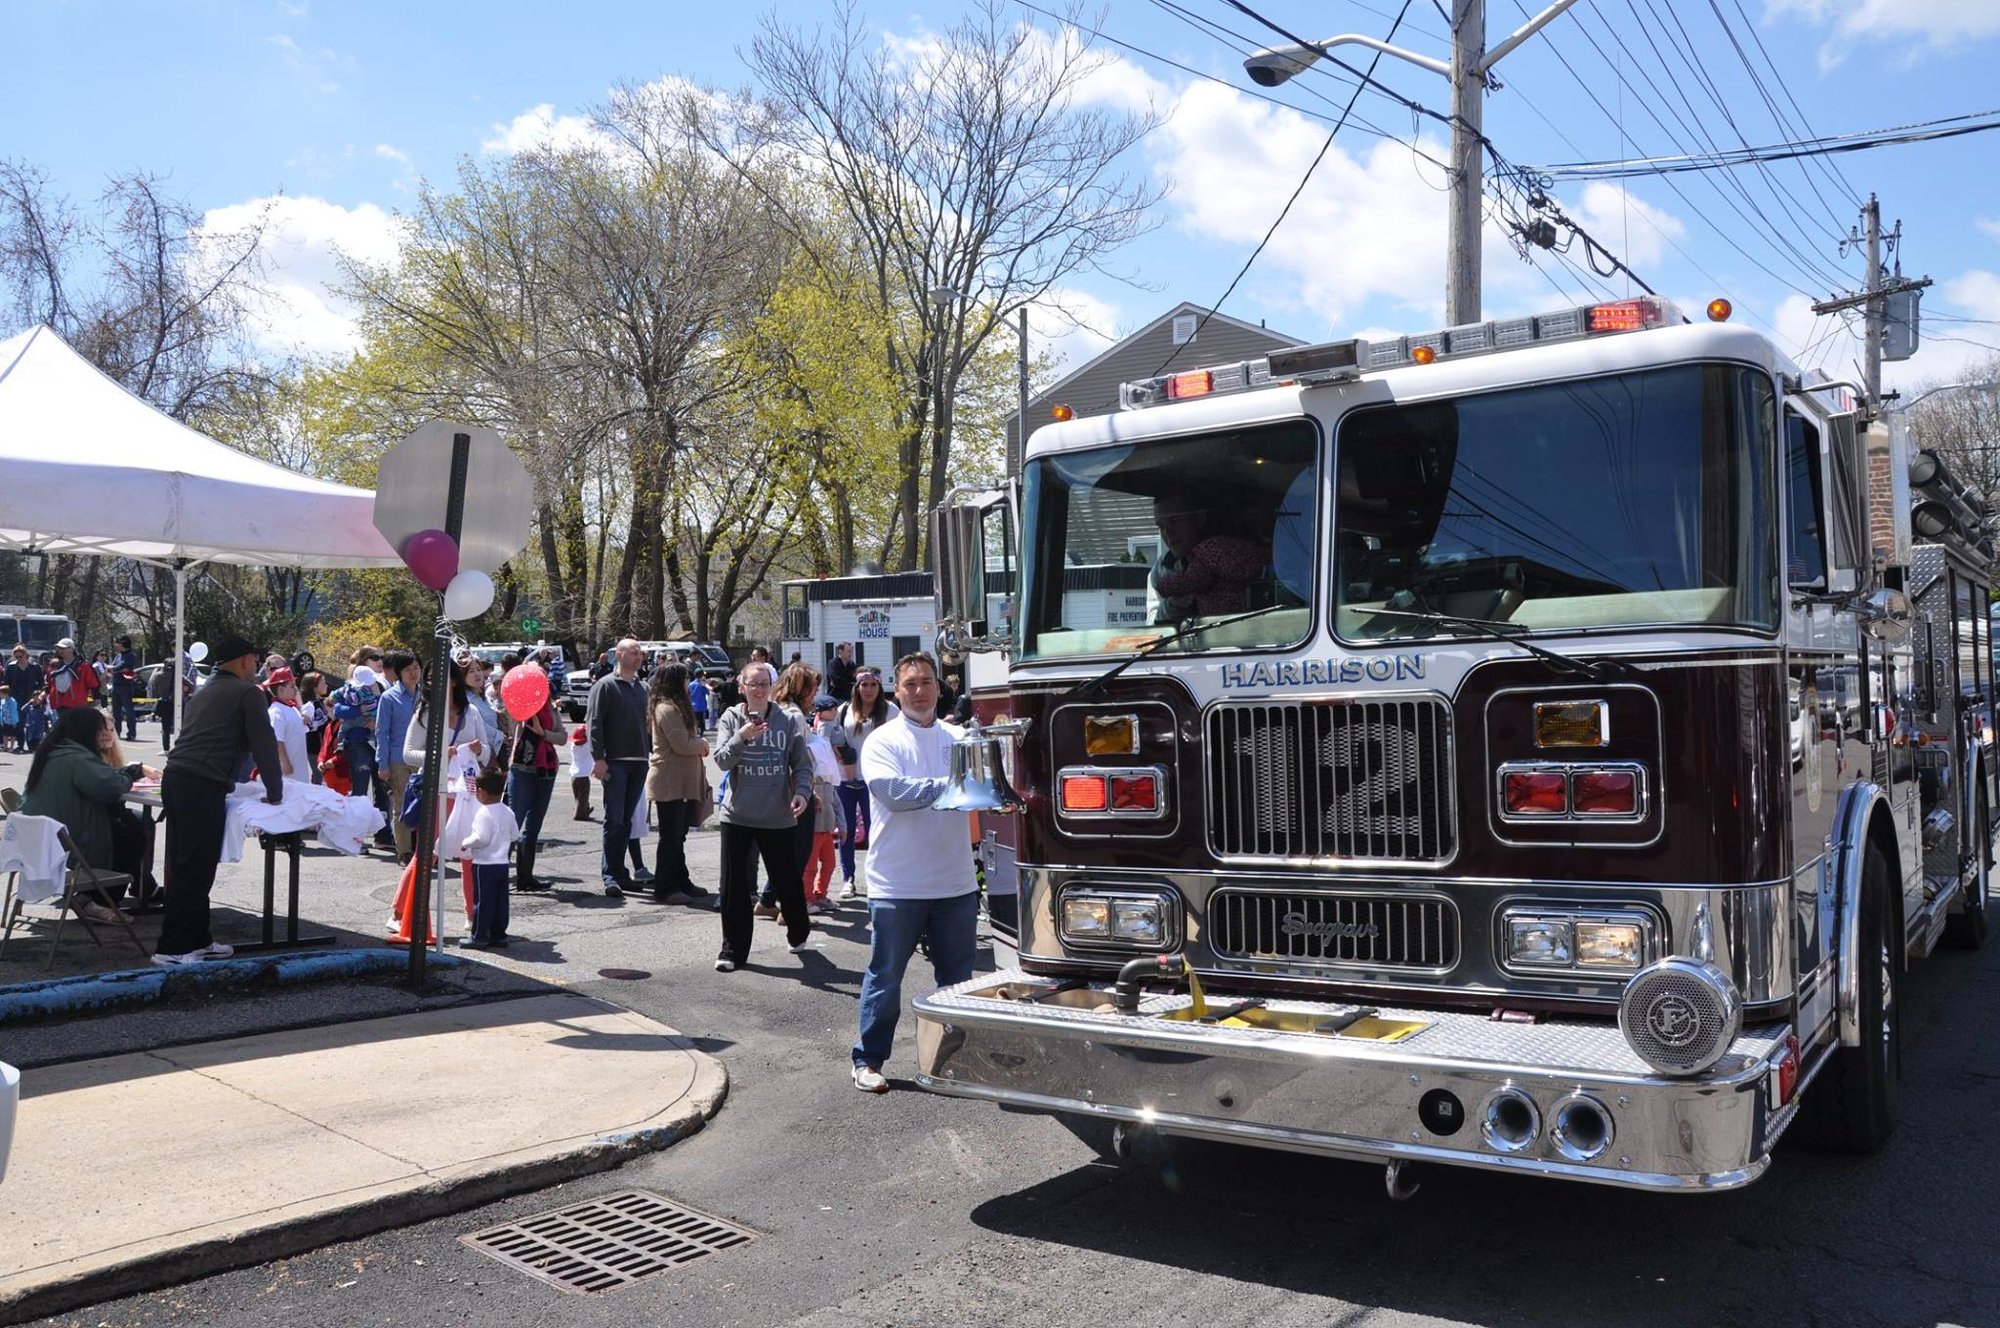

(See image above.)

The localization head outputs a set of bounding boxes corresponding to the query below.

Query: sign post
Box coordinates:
[375,422,533,984]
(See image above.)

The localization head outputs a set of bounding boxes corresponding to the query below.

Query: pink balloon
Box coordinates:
[402,529,459,592]
[500,663,552,721]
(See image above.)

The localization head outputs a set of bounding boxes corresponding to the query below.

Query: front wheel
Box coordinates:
[1796,842,1900,1151]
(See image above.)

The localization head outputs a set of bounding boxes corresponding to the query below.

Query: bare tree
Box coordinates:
[0,164,273,639]
[729,0,1161,569]
[1904,353,2000,505]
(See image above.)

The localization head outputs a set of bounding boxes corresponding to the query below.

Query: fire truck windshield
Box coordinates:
[1017,419,1318,661]
[1336,363,1778,640]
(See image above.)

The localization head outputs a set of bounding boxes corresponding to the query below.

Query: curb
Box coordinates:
[0,1038,727,1326]
[0,948,463,1025]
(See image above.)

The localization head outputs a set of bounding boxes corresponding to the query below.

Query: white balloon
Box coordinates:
[442,569,496,621]
[188,641,209,662]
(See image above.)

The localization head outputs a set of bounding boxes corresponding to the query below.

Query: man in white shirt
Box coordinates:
[851,651,979,1093]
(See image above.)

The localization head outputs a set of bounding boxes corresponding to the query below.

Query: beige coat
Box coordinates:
[646,701,707,802]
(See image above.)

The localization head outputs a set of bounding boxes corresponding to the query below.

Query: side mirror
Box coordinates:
[1856,587,1912,643]
[931,504,986,632]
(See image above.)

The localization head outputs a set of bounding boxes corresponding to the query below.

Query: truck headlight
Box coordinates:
[1507,917,1572,967]
[1501,907,1655,976]
[1574,920,1646,970]
[1059,887,1179,951]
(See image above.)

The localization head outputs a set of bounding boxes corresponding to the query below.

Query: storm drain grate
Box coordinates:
[460,1189,759,1295]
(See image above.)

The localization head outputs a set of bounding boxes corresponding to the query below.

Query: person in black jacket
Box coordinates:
[4,645,41,716]
[155,633,283,966]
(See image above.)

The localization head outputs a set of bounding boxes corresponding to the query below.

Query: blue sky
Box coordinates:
[7,0,1999,394]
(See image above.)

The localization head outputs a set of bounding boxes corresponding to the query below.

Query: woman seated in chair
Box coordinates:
[20,707,161,923]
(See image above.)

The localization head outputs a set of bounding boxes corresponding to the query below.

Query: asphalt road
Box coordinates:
[20,791,2000,1328]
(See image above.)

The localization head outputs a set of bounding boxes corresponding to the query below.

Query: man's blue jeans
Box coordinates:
[853,890,979,1071]
[111,682,138,739]
[600,760,645,885]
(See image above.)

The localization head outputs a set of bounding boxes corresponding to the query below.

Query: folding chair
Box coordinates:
[0,814,144,969]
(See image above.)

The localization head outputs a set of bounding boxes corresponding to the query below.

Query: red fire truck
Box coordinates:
[916,295,1994,1192]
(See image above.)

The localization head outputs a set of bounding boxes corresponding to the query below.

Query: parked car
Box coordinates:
[135,661,214,716]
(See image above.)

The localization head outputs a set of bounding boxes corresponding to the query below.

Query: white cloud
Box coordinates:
[481,103,601,155]
[374,143,410,166]
[1145,78,1483,329]
[1025,287,1122,382]
[198,195,401,360]
[1566,183,1689,269]
[1979,218,2000,243]
[1768,0,2000,69]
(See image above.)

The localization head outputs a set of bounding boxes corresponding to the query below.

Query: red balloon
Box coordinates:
[402,528,459,592]
[500,664,552,721]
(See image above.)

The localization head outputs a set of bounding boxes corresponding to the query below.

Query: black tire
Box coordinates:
[1943,789,1991,950]
[1796,842,1900,1152]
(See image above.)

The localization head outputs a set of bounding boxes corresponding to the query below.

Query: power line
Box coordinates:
[1704,0,1859,228]
[1594,1,1852,293]
[1210,0,1668,325]
[1532,108,2000,179]
[1130,0,1452,170]
[1531,1,1843,300]
[1154,0,1417,375]
[1725,0,1863,202]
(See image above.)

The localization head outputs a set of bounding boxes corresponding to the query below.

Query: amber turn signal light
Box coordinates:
[1534,700,1608,748]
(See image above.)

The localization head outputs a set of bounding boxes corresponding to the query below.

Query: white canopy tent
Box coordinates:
[0,324,401,687]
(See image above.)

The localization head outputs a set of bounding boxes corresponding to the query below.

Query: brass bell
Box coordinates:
[934,720,1022,813]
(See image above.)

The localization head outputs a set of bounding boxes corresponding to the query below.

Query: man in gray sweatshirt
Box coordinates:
[711,665,812,970]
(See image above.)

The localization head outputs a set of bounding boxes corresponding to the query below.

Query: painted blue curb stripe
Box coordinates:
[0,948,462,1024]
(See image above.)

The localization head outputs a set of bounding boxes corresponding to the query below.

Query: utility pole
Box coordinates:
[1862,194,1882,406]
[1812,194,1930,410]
[1243,0,1579,326]
[1447,0,1486,327]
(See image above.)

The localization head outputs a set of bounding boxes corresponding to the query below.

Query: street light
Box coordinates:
[1891,379,2000,413]
[1242,0,1580,325]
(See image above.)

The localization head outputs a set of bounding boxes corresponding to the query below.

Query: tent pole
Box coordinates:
[170,562,188,746]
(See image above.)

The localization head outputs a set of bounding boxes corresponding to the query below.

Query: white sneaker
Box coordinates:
[714,957,736,972]
[195,941,234,960]
[836,883,857,902]
[789,940,815,954]
[852,1063,889,1093]
[152,950,201,967]
[807,901,828,916]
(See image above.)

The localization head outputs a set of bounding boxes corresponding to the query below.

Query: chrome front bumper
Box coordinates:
[914,970,1796,1192]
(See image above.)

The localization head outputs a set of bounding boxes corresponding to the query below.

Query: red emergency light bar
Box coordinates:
[1115,296,1689,411]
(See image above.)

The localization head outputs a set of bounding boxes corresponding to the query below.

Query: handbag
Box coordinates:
[696,773,716,828]
[400,714,466,828]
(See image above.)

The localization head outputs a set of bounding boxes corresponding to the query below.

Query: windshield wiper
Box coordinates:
[1358,603,1635,682]
[1066,603,1297,700]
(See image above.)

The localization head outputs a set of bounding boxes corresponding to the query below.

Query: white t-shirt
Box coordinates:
[460,799,520,865]
[861,713,978,900]
[570,727,593,779]
[268,701,310,782]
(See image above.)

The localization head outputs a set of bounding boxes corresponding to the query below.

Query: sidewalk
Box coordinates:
[0,990,727,1325]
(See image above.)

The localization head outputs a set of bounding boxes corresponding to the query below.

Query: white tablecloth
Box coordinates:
[220,779,386,862]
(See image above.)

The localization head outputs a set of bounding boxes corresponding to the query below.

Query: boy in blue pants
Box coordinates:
[460,768,519,948]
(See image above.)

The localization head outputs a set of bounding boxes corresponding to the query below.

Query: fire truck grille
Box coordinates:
[1208,890,1460,970]
[1205,698,1456,862]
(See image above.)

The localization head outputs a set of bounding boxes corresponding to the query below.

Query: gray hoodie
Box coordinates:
[713,702,811,830]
